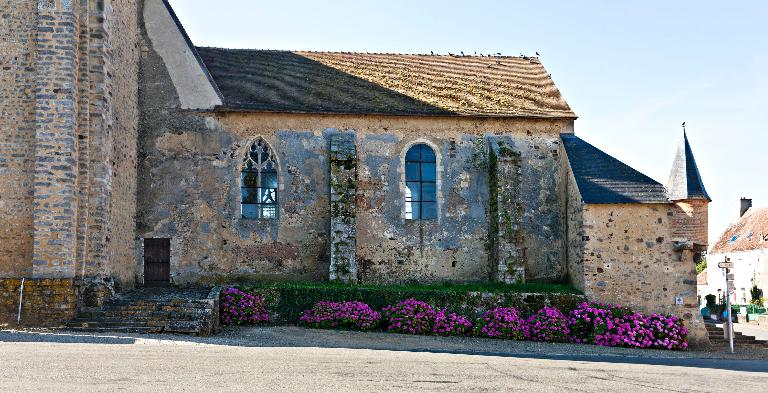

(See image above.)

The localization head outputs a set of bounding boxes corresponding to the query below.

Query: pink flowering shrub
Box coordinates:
[475,307,527,340]
[568,302,688,350]
[526,306,570,342]
[641,314,688,350]
[299,301,381,330]
[220,287,269,325]
[432,310,473,336]
[568,302,632,344]
[382,299,437,334]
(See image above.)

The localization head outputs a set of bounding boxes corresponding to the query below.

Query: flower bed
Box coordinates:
[475,307,527,340]
[220,287,269,325]
[299,301,381,330]
[220,287,688,351]
[382,299,437,334]
[527,305,570,342]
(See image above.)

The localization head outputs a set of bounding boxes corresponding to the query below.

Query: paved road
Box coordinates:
[0,329,766,392]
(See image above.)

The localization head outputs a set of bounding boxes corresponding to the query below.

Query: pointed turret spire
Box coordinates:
[667,126,711,201]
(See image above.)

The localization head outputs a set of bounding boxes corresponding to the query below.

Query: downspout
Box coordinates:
[17,277,25,324]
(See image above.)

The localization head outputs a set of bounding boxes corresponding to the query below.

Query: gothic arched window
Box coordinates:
[405,143,437,220]
[241,139,278,219]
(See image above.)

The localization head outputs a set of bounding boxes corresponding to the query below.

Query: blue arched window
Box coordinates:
[241,139,278,219]
[405,144,437,220]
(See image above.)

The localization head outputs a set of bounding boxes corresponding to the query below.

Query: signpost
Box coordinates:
[720,257,734,353]
[718,261,734,269]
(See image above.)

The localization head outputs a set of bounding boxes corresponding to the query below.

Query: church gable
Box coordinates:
[143,0,222,110]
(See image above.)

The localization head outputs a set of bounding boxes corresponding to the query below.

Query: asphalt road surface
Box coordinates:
[1,329,766,392]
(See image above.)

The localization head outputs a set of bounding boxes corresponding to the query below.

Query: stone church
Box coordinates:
[0,0,710,344]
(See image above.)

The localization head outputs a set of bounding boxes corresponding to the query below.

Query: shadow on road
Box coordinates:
[0,330,137,345]
[2,327,766,373]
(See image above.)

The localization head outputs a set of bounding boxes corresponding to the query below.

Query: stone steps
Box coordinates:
[65,287,221,336]
[704,323,768,350]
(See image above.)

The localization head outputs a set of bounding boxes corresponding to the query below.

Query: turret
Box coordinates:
[667,130,710,248]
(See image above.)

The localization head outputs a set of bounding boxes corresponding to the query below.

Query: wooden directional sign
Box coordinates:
[727,273,735,281]
[718,261,734,269]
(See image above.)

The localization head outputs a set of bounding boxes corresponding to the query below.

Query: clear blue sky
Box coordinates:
[169,0,767,245]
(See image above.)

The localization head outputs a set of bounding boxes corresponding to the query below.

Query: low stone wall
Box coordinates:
[0,278,77,326]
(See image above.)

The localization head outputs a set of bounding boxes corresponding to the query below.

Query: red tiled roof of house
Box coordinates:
[710,207,768,253]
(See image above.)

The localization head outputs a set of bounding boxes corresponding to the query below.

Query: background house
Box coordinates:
[702,199,768,306]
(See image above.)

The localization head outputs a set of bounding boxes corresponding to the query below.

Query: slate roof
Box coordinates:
[667,132,711,201]
[561,134,670,204]
[710,207,768,254]
[194,47,576,118]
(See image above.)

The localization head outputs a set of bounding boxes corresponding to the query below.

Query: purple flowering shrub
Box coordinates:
[432,310,473,336]
[568,302,688,350]
[475,307,527,340]
[382,299,437,334]
[220,287,269,325]
[643,314,688,350]
[299,301,381,331]
[526,306,570,342]
[568,302,632,344]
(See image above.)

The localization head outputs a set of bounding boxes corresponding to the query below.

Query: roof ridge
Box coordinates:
[194,46,537,59]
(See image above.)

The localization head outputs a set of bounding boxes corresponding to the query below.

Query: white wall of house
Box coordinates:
[702,250,768,305]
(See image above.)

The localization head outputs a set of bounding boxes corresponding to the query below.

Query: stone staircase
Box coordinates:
[66,287,221,336]
[705,322,768,350]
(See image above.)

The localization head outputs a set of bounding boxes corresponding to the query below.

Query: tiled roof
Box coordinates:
[710,207,768,254]
[561,134,670,204]
[667,131,711,201]
[195,47,576,118]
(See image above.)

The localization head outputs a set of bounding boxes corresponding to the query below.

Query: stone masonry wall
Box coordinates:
[102,0,140,287]
[328,132,358,283]
[31,0,82,278]
[0,0,139,311]
[488,136,526,284]
[563,160,585,290]
[0,278,77,326]
[137,104,573,285]
[579,203,708,346]
[671,200,708,246]
[0,0,37,277]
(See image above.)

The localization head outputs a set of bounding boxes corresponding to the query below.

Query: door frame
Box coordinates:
[142,237,171,287]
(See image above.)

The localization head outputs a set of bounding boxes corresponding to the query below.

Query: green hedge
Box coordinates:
[239,282,585,324]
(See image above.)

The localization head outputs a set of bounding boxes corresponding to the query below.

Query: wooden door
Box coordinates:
[144,238,170,287]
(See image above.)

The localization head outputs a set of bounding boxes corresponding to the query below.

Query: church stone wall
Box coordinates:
[670,200,708,246]
[0,0,139,322]
[136,7,573,285]
[0,0,38,278]
[137,93,572,285]
[577,203,708,346]
[563,160,585,291]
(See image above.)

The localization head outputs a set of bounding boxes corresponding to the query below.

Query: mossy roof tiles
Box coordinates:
[195,47,576,118]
